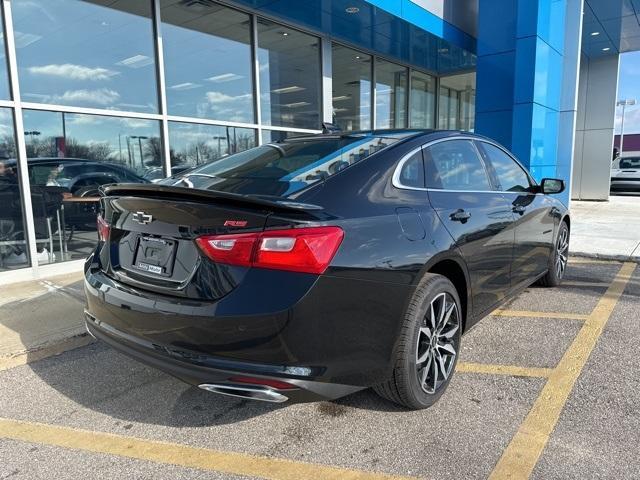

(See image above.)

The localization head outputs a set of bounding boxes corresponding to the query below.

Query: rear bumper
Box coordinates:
[610,179,640,191]
[85,313,361,402]
[84,255,413,401]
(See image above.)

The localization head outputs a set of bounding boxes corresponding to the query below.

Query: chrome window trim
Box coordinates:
[392,135,544,195]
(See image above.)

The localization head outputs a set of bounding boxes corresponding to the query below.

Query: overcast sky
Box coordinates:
[616,51,640,135]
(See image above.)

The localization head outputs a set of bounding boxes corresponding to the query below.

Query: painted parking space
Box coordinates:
[0,260,637,479]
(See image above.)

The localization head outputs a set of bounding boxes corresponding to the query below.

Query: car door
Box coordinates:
[424,138,515,318]
[475,140,555,289]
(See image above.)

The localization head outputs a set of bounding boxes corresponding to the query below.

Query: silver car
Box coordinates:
[611,156,640,192]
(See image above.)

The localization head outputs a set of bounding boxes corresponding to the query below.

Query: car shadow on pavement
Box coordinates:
[24,342,288,427]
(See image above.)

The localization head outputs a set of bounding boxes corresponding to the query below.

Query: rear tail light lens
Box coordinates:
[97,214,110,242]
[195,226,344,274]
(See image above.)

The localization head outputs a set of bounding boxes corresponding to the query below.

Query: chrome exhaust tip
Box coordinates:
[198,383,289,403]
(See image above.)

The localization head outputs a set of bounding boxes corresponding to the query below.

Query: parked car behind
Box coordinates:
[611,155,640,193]
[24,158,148,229]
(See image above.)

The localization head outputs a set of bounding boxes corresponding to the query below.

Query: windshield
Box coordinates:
[161,132,416,197]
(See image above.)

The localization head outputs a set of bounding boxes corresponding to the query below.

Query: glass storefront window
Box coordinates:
[375,59,407,129]
[438,73,476,131]
[0,5,11,100]
[257,19,321,130]
[12,0,158,113]
[160,1,254,123]
[168,121,256,168]
[0,109,30,270]
[22,110,162,263]
[410,71,436,129]
[331,45,371,131]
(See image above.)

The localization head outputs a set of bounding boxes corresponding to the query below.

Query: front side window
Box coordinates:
[423,140,491,191]
[12,0,158,113]
[478,142,531,192]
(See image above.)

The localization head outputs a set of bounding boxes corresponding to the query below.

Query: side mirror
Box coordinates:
[541,178,565,195]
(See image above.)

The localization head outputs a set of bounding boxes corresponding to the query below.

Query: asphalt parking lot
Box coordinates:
[1,259,639,479]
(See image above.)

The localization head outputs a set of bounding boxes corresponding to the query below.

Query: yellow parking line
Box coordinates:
[568,258,616,265]
[0,335,94,372]
[561,281,610,288]
[489,262,636,480]
[0,417,418,480]
[491,310,588,321]
[456,362,552,378]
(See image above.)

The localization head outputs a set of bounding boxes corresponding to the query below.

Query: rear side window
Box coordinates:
[423,139,491,191]
[398,150,425,188]
[477,141,532,192]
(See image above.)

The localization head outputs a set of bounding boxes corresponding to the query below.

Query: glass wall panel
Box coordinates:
[12,0,158,113]
[0,5,11,100]
[257,19,321,130]
[410,71,436,129]
[22,110,161,263]
[438,72,476,131]
[169,121,256,168]
[331,44,371,131]
[0,109,30,270]
[375,59,407,129]
[160,1,254,123]
[261,129,304,143]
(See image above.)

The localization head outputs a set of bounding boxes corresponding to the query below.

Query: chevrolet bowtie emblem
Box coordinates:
[132,211,153,225]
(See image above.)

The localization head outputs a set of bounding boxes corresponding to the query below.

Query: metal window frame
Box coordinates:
[2,0,39,271]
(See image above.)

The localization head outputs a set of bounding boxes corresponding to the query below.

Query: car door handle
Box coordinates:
[449,209,471,223]
[512,205,526,215]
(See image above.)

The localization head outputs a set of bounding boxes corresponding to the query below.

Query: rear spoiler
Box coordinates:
[99,183,325,214]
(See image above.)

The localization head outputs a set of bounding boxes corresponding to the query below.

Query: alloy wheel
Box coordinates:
[555,227,569,279]
[415,292,460,394]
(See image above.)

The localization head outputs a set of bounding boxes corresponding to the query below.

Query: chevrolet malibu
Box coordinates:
[84,129,570,410]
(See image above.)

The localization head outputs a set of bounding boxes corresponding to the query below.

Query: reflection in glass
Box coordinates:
[12,0,158,113]
[261,129,300,144]
[375,59,407,129]
[168,121,256,168]
[0,109,30,270]
[22,110,161,263]
[257,19,321,130]
[160,1,254,123]
[331,45,371,131]
[438,73,476,131]
[410,71,436,129]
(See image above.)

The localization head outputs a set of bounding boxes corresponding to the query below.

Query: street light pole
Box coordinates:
[616,99,636,157]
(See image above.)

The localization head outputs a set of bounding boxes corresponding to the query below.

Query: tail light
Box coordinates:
[195,226,344,274]
[97,214,110,242]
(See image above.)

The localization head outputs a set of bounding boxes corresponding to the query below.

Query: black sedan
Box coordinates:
[84,130,570,409]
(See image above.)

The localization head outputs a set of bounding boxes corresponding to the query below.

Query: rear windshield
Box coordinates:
[162,132,416,197]
[619,157,640,169]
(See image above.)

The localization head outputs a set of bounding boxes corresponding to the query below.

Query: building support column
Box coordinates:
[475,0,584,206]
[571,54,620,200]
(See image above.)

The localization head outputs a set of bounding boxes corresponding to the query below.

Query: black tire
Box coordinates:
[538,221,569,287]
[374,274,462,410]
